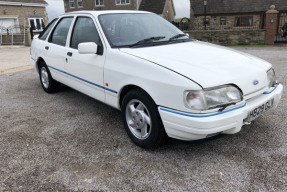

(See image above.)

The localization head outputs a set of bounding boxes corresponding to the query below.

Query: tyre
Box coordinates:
[39,62,60,93]
[121,89,168,149]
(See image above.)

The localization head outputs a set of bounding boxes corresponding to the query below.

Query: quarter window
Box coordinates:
[70,17,101,49]
[69,0,75,8]
[78,0,83,7]
[116,0,130,5]
[39,19,58,40]
[95,0,104,6]
[49,17,73,46]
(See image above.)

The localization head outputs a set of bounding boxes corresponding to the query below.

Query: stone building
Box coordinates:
[190,0,287,30]
[0,0,48,45]
[63,0,175,22]
[139,0,175,22]
[64,0,141,12]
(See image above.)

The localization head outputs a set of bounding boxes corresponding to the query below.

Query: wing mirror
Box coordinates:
[78,42,98,54]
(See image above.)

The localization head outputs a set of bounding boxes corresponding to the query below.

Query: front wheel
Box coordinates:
[121,89,168,149]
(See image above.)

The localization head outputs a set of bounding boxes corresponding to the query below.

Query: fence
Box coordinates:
[0,18,28,46]
[275,13,287,43]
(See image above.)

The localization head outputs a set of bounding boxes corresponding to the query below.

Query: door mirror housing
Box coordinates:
[78,42,98,54]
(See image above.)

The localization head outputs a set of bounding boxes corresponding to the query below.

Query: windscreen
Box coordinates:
[98,13,188,47]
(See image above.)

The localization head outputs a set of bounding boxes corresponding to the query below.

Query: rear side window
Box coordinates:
[49,17,73,46]
[39,19,58,40]
[70,17,101,49]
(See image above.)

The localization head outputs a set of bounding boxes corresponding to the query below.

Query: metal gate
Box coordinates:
[275,13,287,43]
[0,18,28,46]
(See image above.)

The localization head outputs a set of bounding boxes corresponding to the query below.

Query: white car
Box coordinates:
[31,10,283,149]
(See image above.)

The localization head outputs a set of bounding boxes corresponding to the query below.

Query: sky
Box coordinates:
[45,0,190,22]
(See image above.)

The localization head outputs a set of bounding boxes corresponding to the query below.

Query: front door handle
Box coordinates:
[45,46,49,50]
[67,52,73,57]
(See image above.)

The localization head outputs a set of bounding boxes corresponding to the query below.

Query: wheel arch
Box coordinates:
[119,84,155,108]
[36,57,45,73]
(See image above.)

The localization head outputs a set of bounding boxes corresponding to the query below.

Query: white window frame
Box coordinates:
[95,0,104,6]
[116,0,130,5]
[78,0,83,7]
[69,0,75,8]
[29,17,44,32]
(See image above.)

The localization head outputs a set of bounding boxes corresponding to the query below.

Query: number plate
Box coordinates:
[248,98,274,122]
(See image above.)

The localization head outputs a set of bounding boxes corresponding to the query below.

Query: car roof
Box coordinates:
[60,10,152,17]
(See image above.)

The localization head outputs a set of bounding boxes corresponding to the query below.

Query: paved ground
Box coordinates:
[0,46,31,74]
[0,46,286,191]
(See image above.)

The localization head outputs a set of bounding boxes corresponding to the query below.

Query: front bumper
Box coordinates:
[158,84,283,140]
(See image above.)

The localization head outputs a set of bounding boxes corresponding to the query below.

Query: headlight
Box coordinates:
[267,68,277,88]
[184,85,243,110]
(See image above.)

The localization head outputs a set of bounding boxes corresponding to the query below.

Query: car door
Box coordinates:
[64,16,106,102]
[44,17,74,82]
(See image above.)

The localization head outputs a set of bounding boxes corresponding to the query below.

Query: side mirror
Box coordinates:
[78,42,98,54]
[185,33,190,38]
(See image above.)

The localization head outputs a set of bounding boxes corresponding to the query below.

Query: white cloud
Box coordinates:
[173,0,190,19]
[45,0,65,22]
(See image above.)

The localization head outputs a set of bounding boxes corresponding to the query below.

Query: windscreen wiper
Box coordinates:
[169,34,188,41]
[129,36,165,47]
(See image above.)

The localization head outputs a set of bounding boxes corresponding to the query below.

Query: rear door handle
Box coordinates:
[45,46,49,50]
[67,52,73,57]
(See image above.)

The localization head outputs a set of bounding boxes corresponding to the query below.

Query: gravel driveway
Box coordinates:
[0,46,286,191]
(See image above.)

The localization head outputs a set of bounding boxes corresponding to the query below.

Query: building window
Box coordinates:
[95,0,104,6]
[220,17,226,25]
[116,0,130,5]
[69,0,75,8]
[203,18,210,26]
[78,0,83,7]
[29,17,45,32]
[235,16,253,27]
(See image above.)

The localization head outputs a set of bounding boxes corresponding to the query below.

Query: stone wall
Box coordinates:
[192,14,262,29]
[185,30,266,45]
[0,34,29,45]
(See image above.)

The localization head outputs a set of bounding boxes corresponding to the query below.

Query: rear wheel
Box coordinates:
[121,89,168,149]
[39,62,60,93]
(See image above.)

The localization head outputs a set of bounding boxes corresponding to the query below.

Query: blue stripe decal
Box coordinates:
[160,104,246,118]
[263,84,278,95]
[47,65,117,94]
[31,57,36,61]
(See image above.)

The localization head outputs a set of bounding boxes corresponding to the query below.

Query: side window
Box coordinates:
[70,17,101,49]
[49,17,73,46]
[39,19,58,40]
